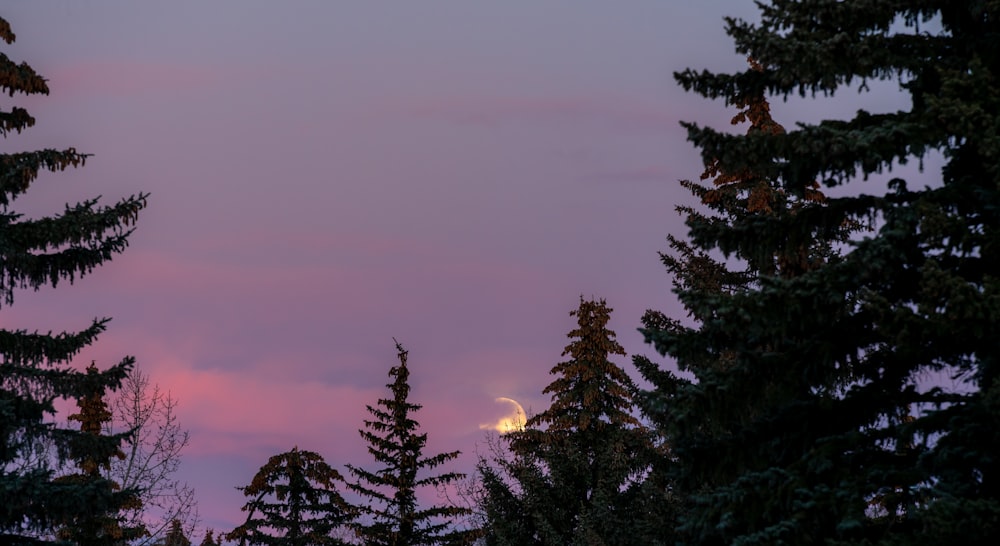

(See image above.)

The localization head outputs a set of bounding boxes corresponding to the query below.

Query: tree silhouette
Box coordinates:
[163,519,192,546]
[480,298,664,545]
[108,368,199,545]
[641,2,1000,544]
[347,340,477,546]
[227,447,354,546]
[635,58,856,544]
[55,363,145,546]
[198,529,220,546]
[0,15,147,544]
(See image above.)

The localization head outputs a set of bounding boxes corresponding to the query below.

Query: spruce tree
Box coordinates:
[227,447,354,546]
[56,363,145,546]
[635,58,852,545]
[480,298,664,545]
[162,519,191,546]
[198,529,220,546]
[347,341,475,546]
[0,16,147,544]
[641,2,1000,545]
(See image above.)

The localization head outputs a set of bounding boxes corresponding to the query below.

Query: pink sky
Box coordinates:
[4,1,916,534]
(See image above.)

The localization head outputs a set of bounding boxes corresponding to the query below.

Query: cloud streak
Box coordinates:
[44,60,221,97]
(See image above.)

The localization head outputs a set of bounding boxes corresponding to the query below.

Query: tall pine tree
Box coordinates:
[227,447,355,546]
[347,341,476,546]
[635,58,853,545]
[0,16,147,544]
[480,298,665,545]
[641,2,1000,545]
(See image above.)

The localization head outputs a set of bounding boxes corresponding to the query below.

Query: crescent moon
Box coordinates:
[479,397,527,433]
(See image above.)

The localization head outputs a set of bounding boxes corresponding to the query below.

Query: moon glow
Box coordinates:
[480,397,527,434]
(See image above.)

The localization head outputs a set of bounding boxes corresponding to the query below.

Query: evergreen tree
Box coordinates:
[198,529,220,546]
[480,298,665,545]
[55,363,145,546]
[226,447,354,546]
[0,16,147,544]
[347,341,476,546]
[635,58,849,545]
[163,519,192,546]
[641,2,1000,545]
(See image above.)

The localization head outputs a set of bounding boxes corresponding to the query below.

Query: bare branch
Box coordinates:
[105,368,200,545]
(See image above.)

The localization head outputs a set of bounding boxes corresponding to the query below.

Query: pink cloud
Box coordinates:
[43,60,219,97]
[34,232,569,438]
[151,364,379,457]
[64,326,497,532]
[75,230,565,350]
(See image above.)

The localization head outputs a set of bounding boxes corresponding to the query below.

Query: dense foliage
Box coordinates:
[228,447,354,546]
[56,363,145,545]
[639,1,1000,544]
[636,56,855,545]
[479,298,670,545]
[0,16,147,544]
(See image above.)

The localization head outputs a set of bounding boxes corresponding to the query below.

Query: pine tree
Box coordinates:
[641,2,1000,544]
[198,529,220,546]
[0,15,147,544]
[163,519,192,546]
[55,363,145,546]
[480,298,665,545]
[226,447,354,546]
[347,341,476,546]
[635,58,853,545]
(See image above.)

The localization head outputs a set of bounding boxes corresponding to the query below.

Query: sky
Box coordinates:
[4,1,918,535]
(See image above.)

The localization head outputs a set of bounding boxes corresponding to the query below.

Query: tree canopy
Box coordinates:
[480,298,667,545]
[55,363,145,546]
[640,2,1000,544]
[227,447,355,546]
[0,15,147,544]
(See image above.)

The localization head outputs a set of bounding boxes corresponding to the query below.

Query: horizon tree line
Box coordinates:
[4,0,999,544]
